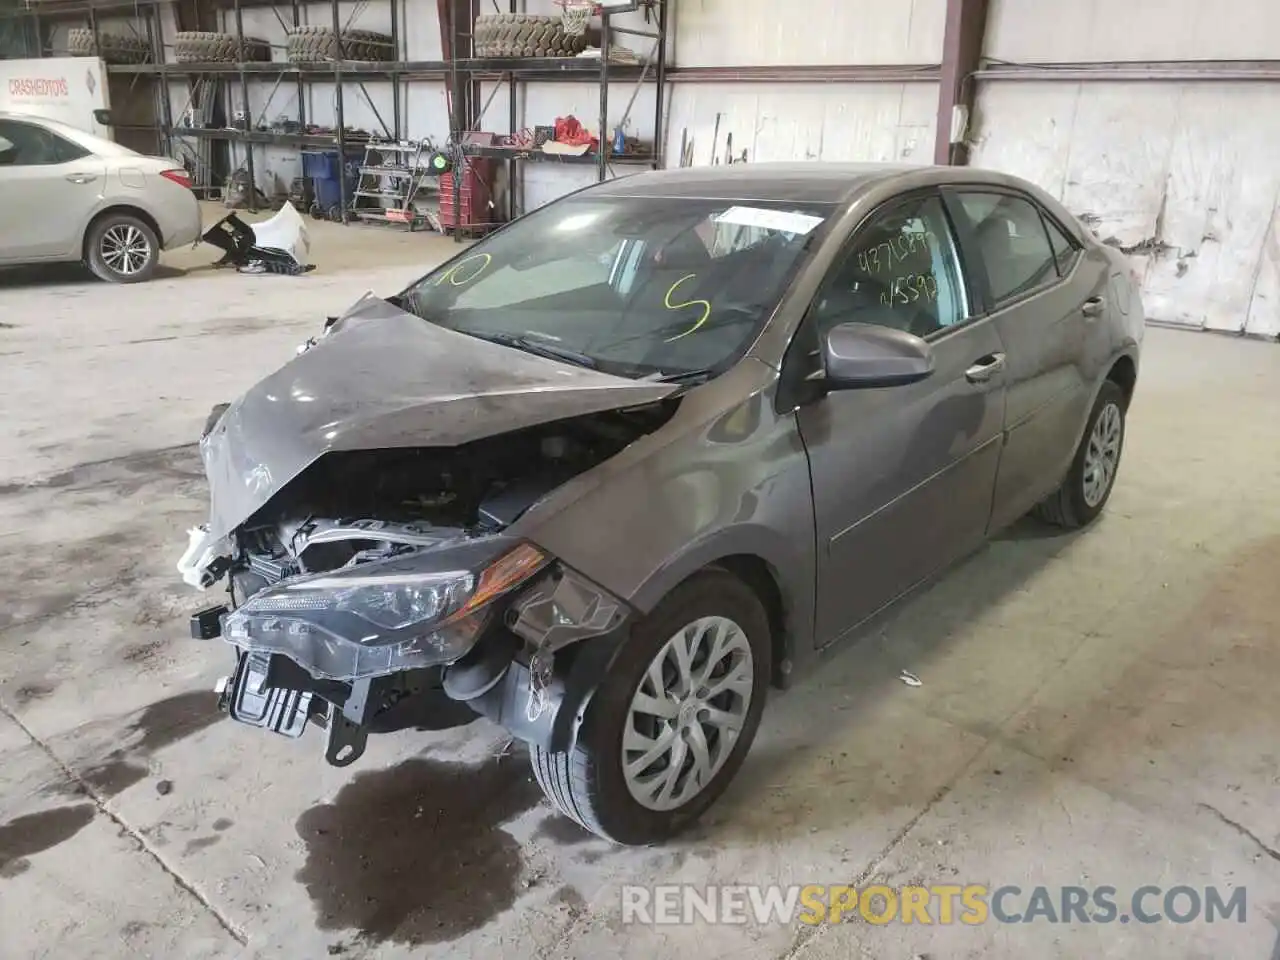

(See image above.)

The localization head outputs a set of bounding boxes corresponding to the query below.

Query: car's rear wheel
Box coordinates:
[86,214,159,283]
[531,568,770,844]
[1034,379,1127,529]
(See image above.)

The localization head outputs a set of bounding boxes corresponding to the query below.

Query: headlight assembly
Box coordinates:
[223,540,548,681]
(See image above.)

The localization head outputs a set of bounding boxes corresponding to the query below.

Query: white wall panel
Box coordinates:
[664,82,937,166]
[675,0,945,67]
[986,0,1280,64]
[971,81,1280,337]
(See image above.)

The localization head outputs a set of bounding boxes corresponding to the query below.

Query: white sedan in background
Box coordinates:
[0,111,201,283]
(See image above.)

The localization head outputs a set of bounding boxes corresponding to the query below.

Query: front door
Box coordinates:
[0,119,103,262]
[945,189,1097,529]
[794,191,1008,647]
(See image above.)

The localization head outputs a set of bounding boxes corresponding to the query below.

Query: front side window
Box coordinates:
[400,195,836,379]
[955,192,1059,304]
[0,120,86,166]
[810,193,967,340]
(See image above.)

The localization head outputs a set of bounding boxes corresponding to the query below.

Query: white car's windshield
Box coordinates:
[400,194,837,379]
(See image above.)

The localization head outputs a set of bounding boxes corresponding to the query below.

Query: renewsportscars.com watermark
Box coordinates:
[621,884,1248,926]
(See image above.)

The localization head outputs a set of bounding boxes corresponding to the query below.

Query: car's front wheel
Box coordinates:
[531,568,771,844]
[1035,379,1127,528]
[86,213,159,283]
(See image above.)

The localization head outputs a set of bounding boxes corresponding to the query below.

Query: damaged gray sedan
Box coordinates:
[179,162,1143,844]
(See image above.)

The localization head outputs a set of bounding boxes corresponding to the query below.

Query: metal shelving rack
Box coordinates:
[154,0,410,216]
[6,0,672,228]
[444,0,669,240]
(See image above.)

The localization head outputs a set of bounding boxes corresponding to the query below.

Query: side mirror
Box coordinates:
[820,322,935,390]
[0,136,14,164]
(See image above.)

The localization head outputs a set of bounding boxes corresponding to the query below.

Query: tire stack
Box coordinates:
[285,26,394,63]
[66,28,151,64]
[472,14,590,58]
[173,31,272,63]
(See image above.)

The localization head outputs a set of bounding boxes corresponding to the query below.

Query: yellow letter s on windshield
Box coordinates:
[663,273,712,342]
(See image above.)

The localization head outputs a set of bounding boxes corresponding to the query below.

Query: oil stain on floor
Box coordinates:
[57,691,224,799]
[0,805,97,877]
[295,754,544,946]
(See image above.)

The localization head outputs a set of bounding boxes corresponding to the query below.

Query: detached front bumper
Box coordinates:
[190,563,633,766]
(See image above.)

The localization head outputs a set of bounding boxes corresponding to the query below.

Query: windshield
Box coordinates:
[399,194,836,379]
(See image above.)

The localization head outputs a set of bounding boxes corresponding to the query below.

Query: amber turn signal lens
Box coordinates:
[441,542,547,625]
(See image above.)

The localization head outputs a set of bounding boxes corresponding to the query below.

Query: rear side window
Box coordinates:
[955,192,1059,305]
[1043,214,1081,276]
[0,119,89,166]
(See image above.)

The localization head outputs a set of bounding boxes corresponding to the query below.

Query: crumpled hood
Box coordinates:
[200,294,677,539]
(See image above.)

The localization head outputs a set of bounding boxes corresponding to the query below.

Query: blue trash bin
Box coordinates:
[301,148,362,221]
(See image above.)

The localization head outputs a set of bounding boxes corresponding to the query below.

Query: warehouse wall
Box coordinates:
[985,0,1280,62]
[973,0,1280,336]
[674,0,943,67]
[181,0,948,211]
[138,0,1280,336]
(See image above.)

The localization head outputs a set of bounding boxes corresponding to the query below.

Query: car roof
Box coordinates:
[590,162,1033,204]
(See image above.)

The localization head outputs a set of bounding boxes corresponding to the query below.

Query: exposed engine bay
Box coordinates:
[183,399,673,768]
[227,401,675,599]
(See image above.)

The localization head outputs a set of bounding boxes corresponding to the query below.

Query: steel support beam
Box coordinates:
[934,0,989,165]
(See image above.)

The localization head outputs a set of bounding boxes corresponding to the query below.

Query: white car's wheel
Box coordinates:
[86,214,159,284]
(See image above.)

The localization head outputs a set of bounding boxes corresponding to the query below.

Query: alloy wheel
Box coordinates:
[621,615,755,812]
[100,224,152,277]
[1082,401,1123,507]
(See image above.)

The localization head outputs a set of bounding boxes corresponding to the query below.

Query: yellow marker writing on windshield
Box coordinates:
[432,252,492,286]
[663,273,712,342]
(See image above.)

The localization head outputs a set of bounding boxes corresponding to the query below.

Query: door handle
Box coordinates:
[1081,296,1105,318]
[65,172,97,184]
[965,352,1006,384]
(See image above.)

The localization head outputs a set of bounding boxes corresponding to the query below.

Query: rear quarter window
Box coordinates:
[955,192,1060,305]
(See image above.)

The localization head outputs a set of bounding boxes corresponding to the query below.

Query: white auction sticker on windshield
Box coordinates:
[714,206,824,235]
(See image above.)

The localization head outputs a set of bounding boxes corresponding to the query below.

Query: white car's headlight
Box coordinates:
[223,540,548,680]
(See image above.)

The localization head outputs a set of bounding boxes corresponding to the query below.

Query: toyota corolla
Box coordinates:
[178,162,1143,844]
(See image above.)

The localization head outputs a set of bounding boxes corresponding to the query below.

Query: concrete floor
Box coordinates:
[1,219,1278,959]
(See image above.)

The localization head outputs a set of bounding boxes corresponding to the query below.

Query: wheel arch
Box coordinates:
[708,554,790,689]
[82,204,165,260]
[627,526,813,690]
[1105,353,1138,408]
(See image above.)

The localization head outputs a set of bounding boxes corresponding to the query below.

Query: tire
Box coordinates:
[286,26,392,63]
[67,27,94,56]
[344,28,393,61]
[1033,379,1127,529]
[174,31,270,63]
[531,568,771,845]
[67,27,151,64]
[85,214,159,284]
[286,25,340,63]
[473,13,578,58]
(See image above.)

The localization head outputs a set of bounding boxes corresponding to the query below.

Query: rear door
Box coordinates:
[794,190,1008,646]
[943,188,1103,530]
[0,118,105,262]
